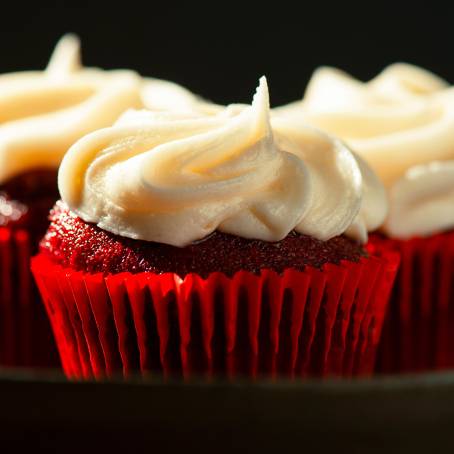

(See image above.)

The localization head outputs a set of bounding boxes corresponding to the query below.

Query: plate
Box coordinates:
[0,368,453,453]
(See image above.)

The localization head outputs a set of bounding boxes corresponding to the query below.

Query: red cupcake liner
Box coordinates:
[31,247,399,380]
[0,227,59,368]
[373,231,454,373]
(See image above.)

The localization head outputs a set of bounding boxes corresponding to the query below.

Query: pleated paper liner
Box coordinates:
[31,246,399,380]
[373,231,454,373]
[0,227,59,367]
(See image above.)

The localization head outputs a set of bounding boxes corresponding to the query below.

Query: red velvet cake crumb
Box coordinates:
[40,201,367,277]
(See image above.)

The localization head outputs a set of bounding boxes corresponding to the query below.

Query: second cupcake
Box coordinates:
[0,34,143,367]
[277,64,454,372]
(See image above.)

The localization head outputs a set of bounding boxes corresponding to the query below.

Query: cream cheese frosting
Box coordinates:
[275,64,454,238]
[59,77,387,247]
[142,77,222,115]
[0,34,143,184]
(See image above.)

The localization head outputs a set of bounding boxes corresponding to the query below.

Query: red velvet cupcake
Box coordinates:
[0,34,143,367]
[32,78,399,379]
[277,63,454,372]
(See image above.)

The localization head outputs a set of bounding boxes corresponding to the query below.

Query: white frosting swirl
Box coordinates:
[276,64,454,238]
[142,77,222,115]
[0,34,143,184]
[270,116,386,244]
[59,77,383,246]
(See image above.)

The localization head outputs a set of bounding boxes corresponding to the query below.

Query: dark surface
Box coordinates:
[41,201,366,276]
[1,368,454,453]
[0,5,453,107]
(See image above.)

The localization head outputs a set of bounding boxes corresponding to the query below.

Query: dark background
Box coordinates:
[0,3,453,107]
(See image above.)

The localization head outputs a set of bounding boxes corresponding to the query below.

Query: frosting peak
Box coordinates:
[0,35,143,184]
[45,33,81,77]
[59,77,382,247]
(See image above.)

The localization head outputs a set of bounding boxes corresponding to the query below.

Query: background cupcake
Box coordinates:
[0,34,143,367]
[32,78,398,379]
[142,77,221,115]
[276,64,454,372]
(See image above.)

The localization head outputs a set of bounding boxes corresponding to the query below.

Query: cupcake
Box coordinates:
[32,78,398,379]
[276,64,454,372]
[0,34,143,367]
